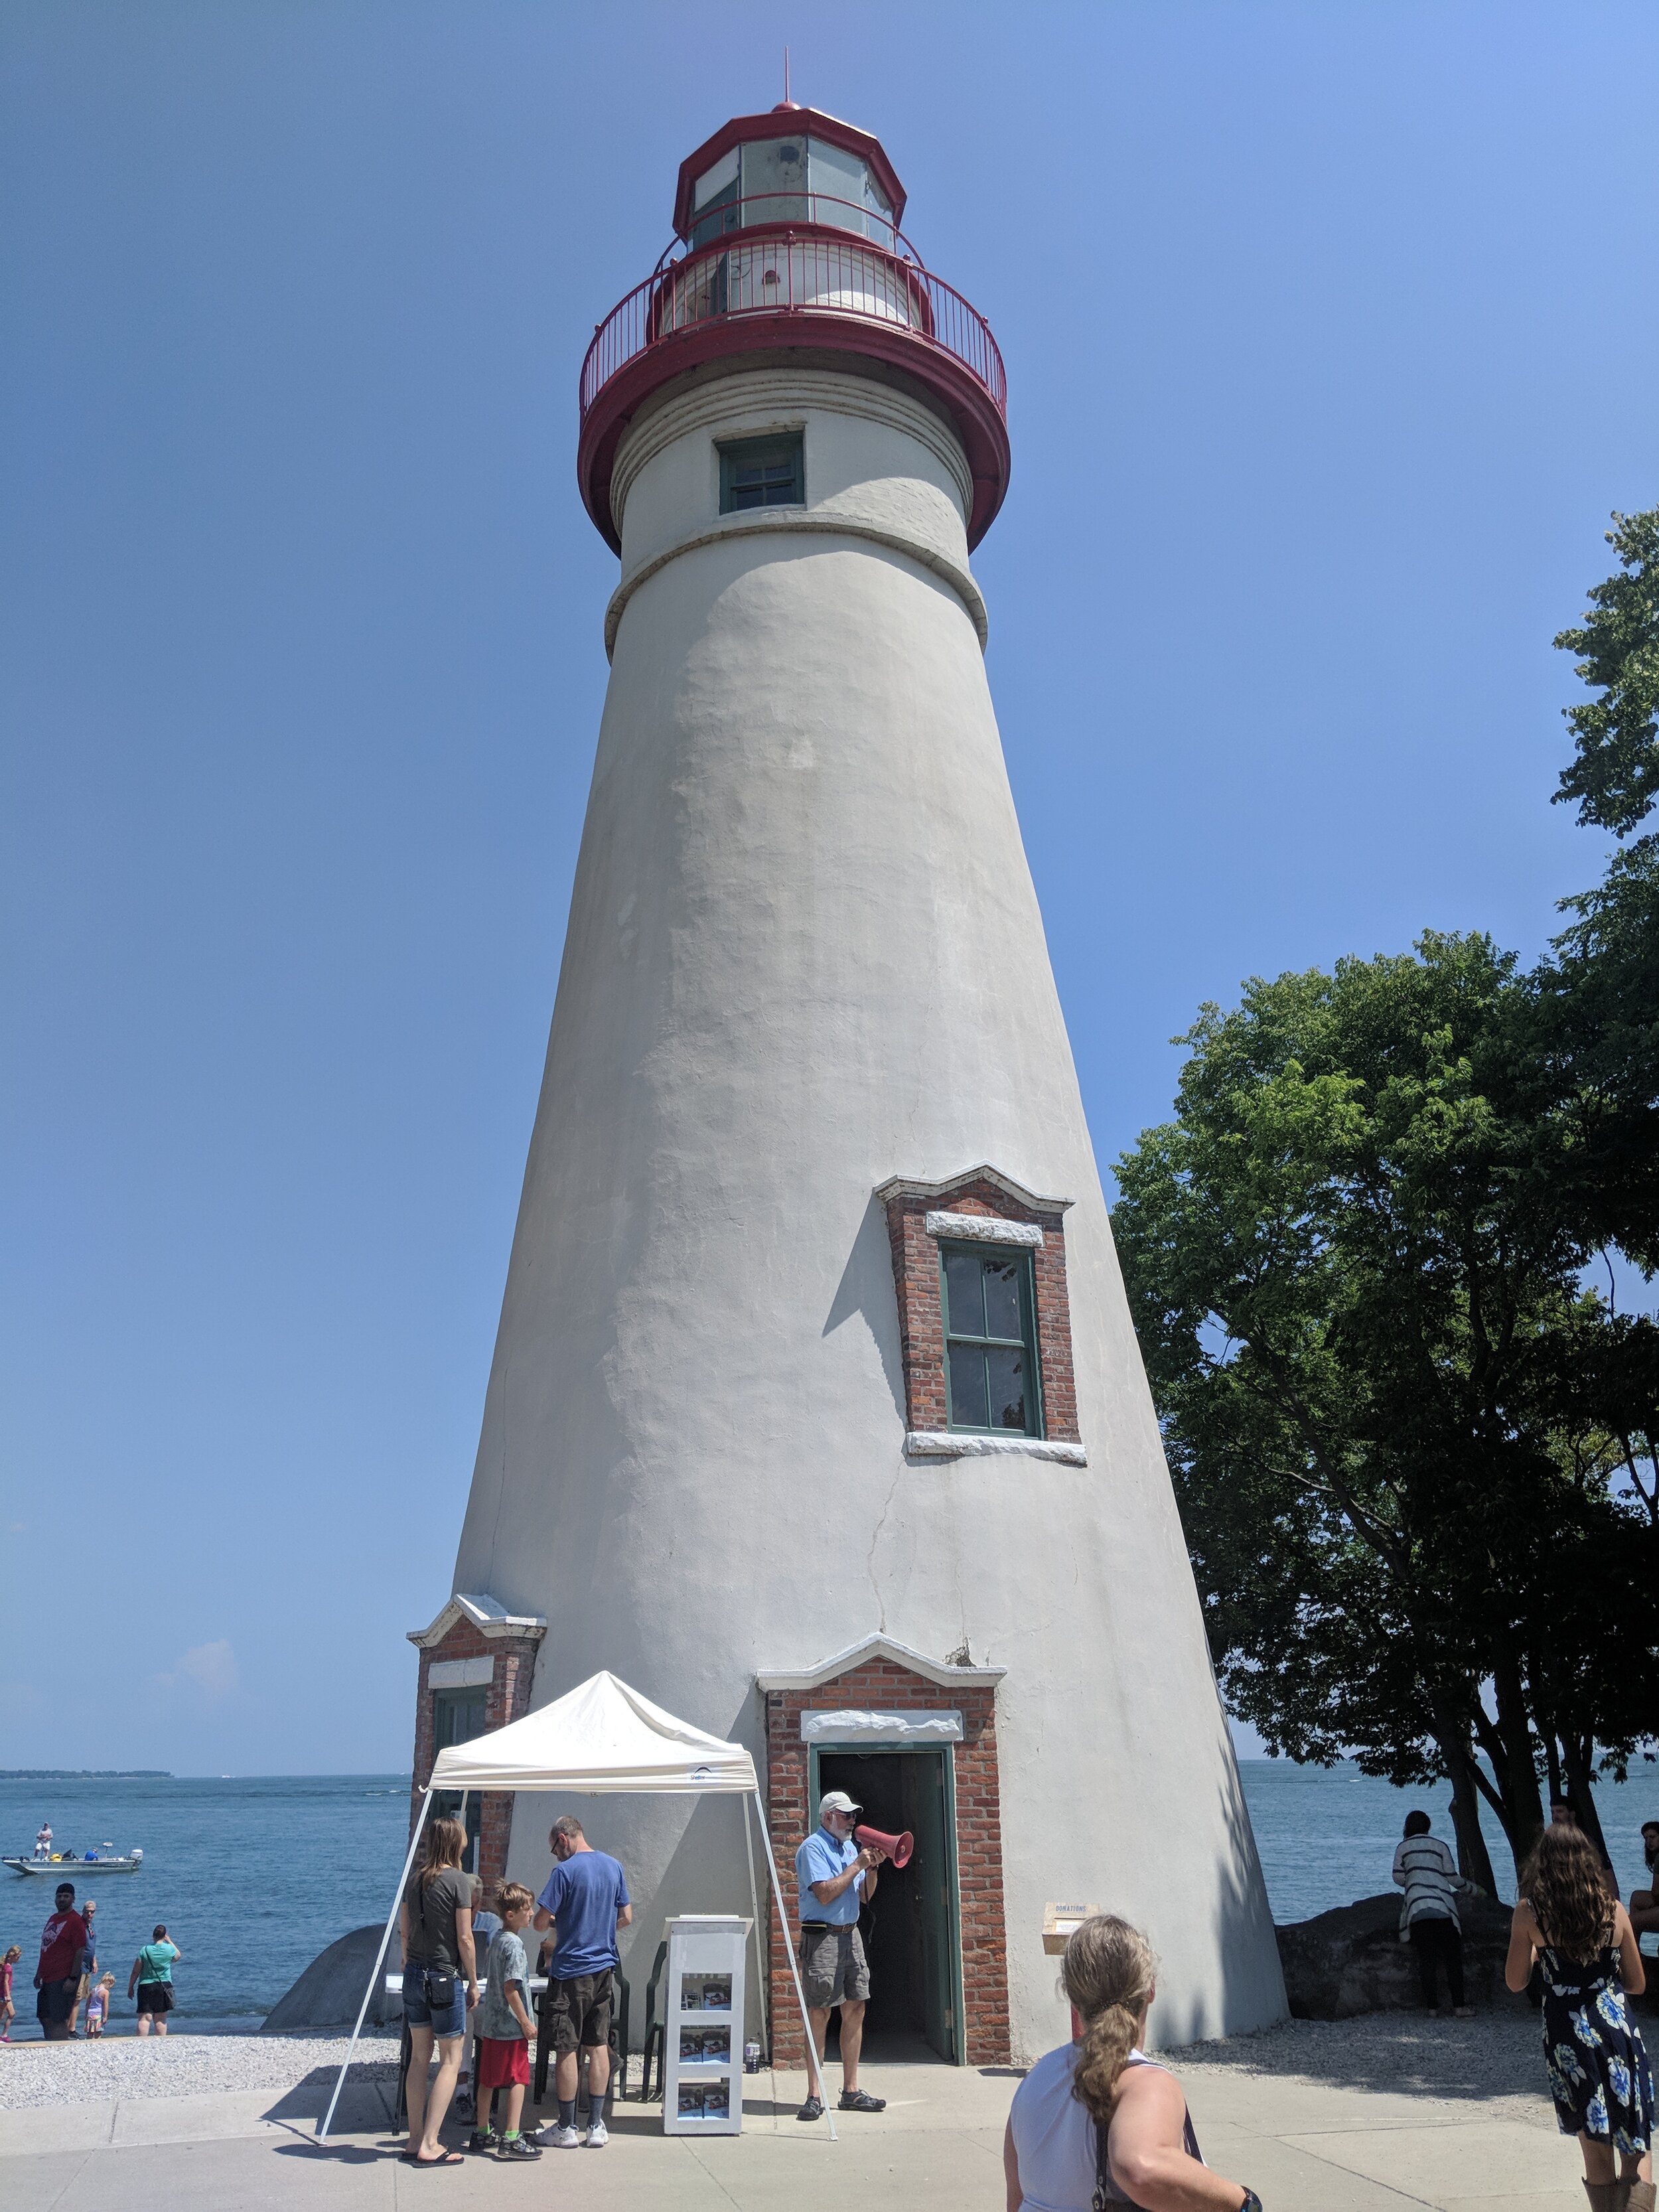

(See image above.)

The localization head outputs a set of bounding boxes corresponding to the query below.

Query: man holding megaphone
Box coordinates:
[792,1789,888,2122]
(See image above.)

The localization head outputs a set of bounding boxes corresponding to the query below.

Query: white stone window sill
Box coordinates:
[905,1431,1087,1467]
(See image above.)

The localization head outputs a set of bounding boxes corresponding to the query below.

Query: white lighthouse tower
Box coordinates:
[408,102,1286,2062]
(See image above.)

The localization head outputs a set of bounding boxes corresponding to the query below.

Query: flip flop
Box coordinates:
[407,2151,465,2166]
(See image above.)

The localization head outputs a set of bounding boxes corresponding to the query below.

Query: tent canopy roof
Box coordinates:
[427,1669,758,1795]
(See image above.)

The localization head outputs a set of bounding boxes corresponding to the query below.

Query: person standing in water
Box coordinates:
[1506,1822,1654,2211]
[1003,1913,1262,2211]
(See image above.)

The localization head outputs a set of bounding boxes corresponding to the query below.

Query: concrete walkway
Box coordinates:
[0,2046,1591,2212]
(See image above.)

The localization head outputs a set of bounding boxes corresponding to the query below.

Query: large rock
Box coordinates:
[261,1925,401,2034]
[1276,1892,1530,2020]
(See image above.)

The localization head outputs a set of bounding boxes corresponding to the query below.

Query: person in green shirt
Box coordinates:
[129,1923,180,2036]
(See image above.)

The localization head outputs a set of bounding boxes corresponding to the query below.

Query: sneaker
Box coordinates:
[839,2089,886,2112]
[547,2124,582,2150]
[467,2128,498,2153]
[498,2136,541,2160]
[583,2118,609,2148]
[796,2095,824,2122]
[1453,2006,1475,2019]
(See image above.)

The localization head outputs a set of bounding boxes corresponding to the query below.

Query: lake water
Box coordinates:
[3,1762,1653,2037]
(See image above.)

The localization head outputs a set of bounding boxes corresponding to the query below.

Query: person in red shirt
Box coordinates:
[35,1883,88,2043]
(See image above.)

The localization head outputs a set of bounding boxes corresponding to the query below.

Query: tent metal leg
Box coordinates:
[741,1793,767,2063]
[318,1785,433,2140]
[752,1788,836,2142]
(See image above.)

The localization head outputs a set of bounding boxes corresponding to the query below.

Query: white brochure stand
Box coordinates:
[662,1913,751,2135]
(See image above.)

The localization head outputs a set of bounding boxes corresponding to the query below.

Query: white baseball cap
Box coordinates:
[820,1790,861,1818]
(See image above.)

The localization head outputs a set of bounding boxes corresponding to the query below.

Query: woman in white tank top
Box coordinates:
[1003,1915,1261,2212]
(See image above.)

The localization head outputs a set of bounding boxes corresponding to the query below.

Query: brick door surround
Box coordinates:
[757,1637,1010,2066]
[407,1593,546,1891]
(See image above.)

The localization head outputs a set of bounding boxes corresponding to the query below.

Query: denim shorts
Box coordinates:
[403,1968,467,2039]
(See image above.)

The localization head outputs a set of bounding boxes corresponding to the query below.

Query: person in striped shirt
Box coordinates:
[1394,1810,1480,2017]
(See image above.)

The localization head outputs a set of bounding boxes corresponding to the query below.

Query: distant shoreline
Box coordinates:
[0,1769,173,1781]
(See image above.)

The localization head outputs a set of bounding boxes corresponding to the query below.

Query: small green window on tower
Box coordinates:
[719,433,804,514]
[940,1242,1042,1437]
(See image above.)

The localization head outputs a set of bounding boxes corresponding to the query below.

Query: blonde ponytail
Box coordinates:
[1062,1915,1157,2124]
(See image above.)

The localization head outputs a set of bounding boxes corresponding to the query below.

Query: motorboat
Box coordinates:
[3,1846,143,1877]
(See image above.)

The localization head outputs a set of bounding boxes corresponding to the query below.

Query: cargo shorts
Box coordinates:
[799,1923,870,2008]
[546,1972,613,2054]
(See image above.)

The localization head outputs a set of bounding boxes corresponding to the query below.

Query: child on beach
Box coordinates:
[470,1883,541,2160]
[84,1974,114,2038]
[1,1943,19,2041]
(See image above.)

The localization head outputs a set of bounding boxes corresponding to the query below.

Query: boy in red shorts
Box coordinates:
[472,1883,540,2160]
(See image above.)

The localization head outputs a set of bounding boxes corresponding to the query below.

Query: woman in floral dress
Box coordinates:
[1507,1822,1654,2211]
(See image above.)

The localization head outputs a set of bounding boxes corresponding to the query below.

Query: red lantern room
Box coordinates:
[577,106,1010,554]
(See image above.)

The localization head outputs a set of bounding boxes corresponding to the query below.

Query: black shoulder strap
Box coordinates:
[1092,2116,1114,2211]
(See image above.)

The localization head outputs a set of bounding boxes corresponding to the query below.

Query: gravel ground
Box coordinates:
[0,2010,1567,2122]
[1160,2007,1557,2122]
[0,2031,401,2112]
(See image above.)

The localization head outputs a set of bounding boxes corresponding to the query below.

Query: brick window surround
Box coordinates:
[407,1594,545,1890]
[758,1639,1011,2067]
[875,1165,1084,1464]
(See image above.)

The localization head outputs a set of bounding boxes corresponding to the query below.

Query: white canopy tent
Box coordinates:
[319,1670,833,2138]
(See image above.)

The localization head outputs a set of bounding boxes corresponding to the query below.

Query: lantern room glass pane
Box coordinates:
[689,145,741,249]
[740,137,807,226]
[807,137,873,238]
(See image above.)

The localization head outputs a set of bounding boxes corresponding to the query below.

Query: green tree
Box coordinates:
[1114,934,1659,1887]
[1553,508,1659,837]
[1541,508,1659,1269]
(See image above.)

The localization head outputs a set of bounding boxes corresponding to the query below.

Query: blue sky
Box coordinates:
[3,3,1656,1775]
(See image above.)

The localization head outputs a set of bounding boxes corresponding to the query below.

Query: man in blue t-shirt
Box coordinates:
[534,1815,632,2148]
[792,1789,887,2122]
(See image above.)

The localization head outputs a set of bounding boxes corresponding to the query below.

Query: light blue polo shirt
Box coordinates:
[796,1826,863,1926]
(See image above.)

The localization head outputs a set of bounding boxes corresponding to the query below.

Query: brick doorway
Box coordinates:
[757,1635,1010,2067]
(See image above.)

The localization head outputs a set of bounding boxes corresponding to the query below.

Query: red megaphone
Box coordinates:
[854,1823,914,1869]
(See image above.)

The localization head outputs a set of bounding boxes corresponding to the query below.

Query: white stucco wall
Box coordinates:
[454,365,1285,2057]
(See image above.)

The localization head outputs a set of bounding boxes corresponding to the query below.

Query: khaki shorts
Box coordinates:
[800,1923,870,2008]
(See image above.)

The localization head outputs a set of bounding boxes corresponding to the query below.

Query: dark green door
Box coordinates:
[432,1686,486,1874]
[908,1751,954,2061]
[811,1745,962,2063]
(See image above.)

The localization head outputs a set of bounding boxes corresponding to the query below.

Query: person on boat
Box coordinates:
[1003,1913,1262,2212]
[33,1823,51,1861]
[34,1883,88,2044]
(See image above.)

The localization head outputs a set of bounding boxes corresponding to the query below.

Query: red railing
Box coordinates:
[579,216,1006,427]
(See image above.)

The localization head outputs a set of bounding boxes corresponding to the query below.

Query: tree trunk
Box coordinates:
[1563,1733,1614,1867]
[1486,1645,1557,1884]
[1428,1690,1500,1893]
